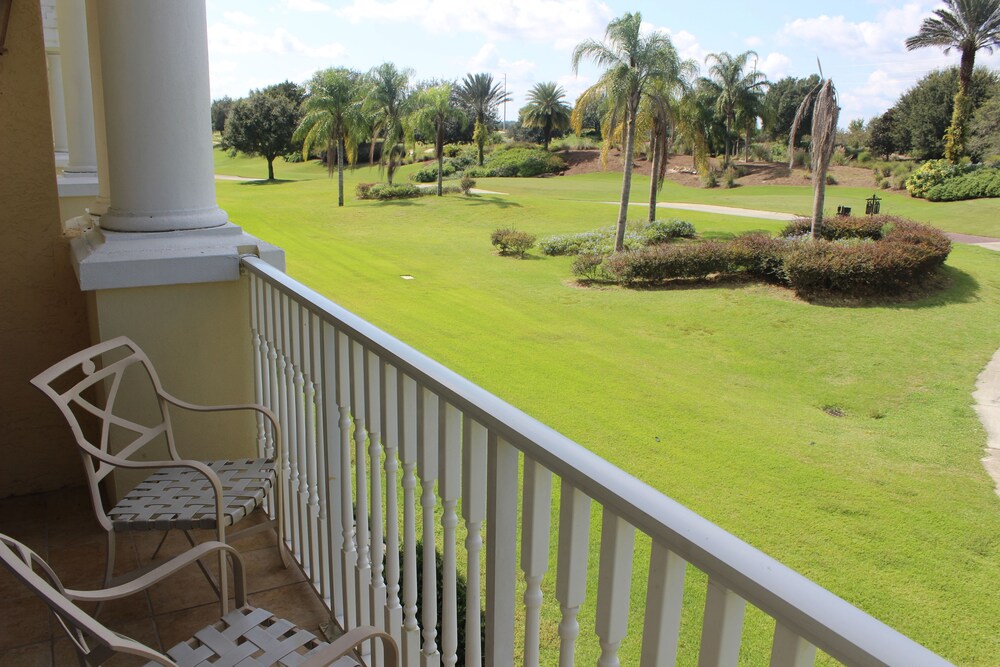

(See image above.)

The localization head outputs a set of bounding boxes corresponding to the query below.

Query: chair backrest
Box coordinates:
[0,533,173,666]
[30,337,178,527]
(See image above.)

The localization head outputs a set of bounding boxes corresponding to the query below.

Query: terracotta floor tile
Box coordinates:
[0,641,52,666]
[248,581,331,634]
[53,617,161,666]
[0,594,50,652]
[146,555,225,615]
[46,534,139,589]
[153,601,223,651]
[242,544,305,593]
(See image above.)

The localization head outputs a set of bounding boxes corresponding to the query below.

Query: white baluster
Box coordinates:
[461,418,487,667]
[556,481,590,667]
[438,402,462,667]
[595,509,635,667]
[417,388,440,667]
[366,350,387,665]
[485,435,518,667]
[639,541,686,666]
[283,294,303,563]
[304,311,321,591]
[319,322,342,614]
[265,286,283,534]
[292,303,309,571]
[521,458,553,667]
[769,622,816,667]
[399,374,421,667]
[273,290,294,552]
[698,578,746,667]
[336,330,358,629]
[249,275,266,460]
[382,362,404,652]
[350,341,372,639]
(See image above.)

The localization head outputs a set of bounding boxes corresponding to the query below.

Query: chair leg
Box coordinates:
[95,531,117,617]
[180,530,224,601]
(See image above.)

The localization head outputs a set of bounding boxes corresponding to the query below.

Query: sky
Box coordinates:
[206,0,1000,126]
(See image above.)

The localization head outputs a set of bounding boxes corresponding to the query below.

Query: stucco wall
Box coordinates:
[0,0,90,497]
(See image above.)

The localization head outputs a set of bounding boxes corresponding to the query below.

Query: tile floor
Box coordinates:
[0,486,333,666]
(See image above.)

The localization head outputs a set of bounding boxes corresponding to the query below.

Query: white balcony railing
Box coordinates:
[242,256,951,667]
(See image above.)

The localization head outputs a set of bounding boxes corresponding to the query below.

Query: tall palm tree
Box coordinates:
[365,62,413,184]
[456,73,510,166]
[295,68,365,206]
[736,82,767,162]
[409,84,465,196]
[906,0,1000,161]
[704,50,768,165]
[572,12,678,252]
[519,82,572,150]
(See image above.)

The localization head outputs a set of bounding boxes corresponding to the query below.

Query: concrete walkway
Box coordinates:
[603,200,799,221]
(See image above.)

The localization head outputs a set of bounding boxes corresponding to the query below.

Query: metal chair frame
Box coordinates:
[31,335,286,613]
[0,534,397,666]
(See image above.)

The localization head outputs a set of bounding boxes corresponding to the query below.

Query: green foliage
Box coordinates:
[465,147,566,177]
[866,110,898,159]
[762,75,821,141]
[642,218,697,243]
[905,159,978,197]
[459,176,476,195]
[571,252,607,280]
[969,83,1000,160]
[519,82,572,150]
[211,96,234,133]
[925,166,1000,200]
[601,241,738,284]
[722,167,739,188]
[700,170,719,188]
[729,232,788,281]
[411,161,457,182]
[541,219,695,256]
[355,182,422,200]
[491,228,537,256]
[781,215,888,241]
[222,82,305,180]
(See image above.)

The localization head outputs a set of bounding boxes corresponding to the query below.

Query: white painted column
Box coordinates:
[46,52,69,155]
[56,0,97,175]
[94,0,227,232]
[84,0,110,215]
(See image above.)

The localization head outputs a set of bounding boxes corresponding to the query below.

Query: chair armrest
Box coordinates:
[297,626,399,667]
[157,391,282,462]
[64,541,247,607]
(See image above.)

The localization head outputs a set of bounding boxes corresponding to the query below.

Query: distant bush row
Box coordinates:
[905,159,1000,201]
[356,178,476,200]
[573,216,950,297]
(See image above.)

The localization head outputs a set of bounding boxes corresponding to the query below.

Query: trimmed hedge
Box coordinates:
[356,182,423,200]
[540,219,697,256]
[577,219,951,297]
[491,228,536,256]
[465,147,566,178]
[925,167,1000,201]
[780,215,887,241]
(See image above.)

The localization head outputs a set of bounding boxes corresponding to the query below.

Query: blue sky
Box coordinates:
[206,0,1000,126]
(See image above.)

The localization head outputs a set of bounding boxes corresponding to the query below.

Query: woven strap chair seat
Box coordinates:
[110,459,275,532]
[150,606,356,667]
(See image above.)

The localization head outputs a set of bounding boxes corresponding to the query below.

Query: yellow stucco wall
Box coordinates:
[0,0,90,497]
[90,279,259,499]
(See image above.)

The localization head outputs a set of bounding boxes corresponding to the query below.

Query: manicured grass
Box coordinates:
[216,150,1000,664]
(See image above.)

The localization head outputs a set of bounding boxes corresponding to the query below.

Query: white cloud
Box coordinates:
[781,3,929,56]
[208,23,345,59]
[467,43,499,72]
[336,0,612,50]
[745,36,762,48]
[222,11,256,27]
[756,52,791,80]
[284,0,331,12]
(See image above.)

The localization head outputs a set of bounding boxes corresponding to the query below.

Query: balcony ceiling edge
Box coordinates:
[70,221,285,291]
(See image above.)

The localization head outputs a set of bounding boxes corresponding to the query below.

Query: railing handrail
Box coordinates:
[242,256,951,667]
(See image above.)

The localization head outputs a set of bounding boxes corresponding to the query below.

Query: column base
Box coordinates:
[70,222,285,290]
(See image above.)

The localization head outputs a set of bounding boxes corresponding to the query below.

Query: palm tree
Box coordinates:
[519,82,572,150]
[704,51,768,165]
[365,62,413,185]
[906,0,1000,161]
[456,73,510,165]
[295,68,365,206]
[736,82,767,162]
[410,84,465,196]
[789,78,839,237]
[572,12,678,252]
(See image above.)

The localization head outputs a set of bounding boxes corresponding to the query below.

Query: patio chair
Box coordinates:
[0,533,398,666]
[31,335,285,613]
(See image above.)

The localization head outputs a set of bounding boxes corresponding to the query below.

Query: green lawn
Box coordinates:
[216,151,1000,664]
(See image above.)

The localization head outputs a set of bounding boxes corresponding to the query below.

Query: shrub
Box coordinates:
[749,143,771,162]
[925,166,1000,201]
[825,174,838,185]
[882,221,951,267]
[471,148,566,178]
[729,233,788,282]
[491,228,536,256]
[892,175,908,190]
[540,231,608,256]
[601,241,738,285]
[355,182,376,199]
[722,167,738,188]
[571,253,606,280]
[905,159,978,198]
[879,178,891,190]
[791,148,809,168]
[781,215,884,241]
[411,161,457,183]
[366,183,422,200]
[857,150,873,163]
[460,176,476,195]
[700,170,718,188]
[641,219,697,244]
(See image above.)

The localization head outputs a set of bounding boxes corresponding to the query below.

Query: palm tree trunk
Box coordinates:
[615,102,638,252]
[959,48,975,96]
[337,137,345,207]
[436,123,444,197]
[648,128,659,223]
[744,120,751,162]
